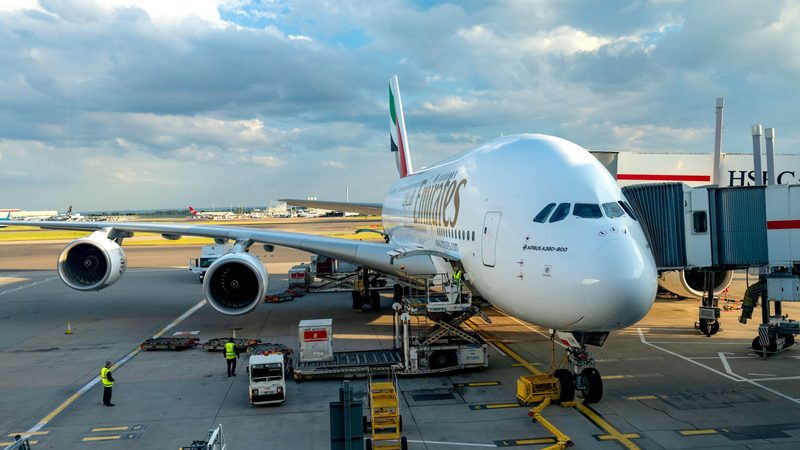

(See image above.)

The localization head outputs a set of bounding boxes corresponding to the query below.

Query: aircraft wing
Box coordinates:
[279,199,383,216]
[0,220,436,276]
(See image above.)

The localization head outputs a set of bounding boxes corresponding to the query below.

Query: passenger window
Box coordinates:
[534,203,556,223]
[573,203,602,219]
[602,202,625,218]
[618,201,638,221]
[548,203,571,223]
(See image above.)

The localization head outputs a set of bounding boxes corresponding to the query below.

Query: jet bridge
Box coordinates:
[622,183,800,352]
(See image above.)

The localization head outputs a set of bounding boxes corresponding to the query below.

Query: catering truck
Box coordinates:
[188,243,233,282]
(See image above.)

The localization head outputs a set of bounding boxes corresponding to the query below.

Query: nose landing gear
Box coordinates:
[554,331,608,404]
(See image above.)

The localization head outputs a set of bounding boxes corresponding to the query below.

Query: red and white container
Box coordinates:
[298,319,333,362]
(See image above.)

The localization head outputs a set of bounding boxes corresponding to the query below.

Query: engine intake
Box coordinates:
[58,233,127,291]
[203,252,268,315]
[658,269,733,298]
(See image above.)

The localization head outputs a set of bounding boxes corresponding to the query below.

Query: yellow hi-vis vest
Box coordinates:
[100,367,114,388]
[225,342,236,359]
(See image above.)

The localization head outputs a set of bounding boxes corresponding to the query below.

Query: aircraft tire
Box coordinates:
[752,336,765,357]
[554,369,575,404]
[753,336,779,357]
[581,368,603,404]
[699,318,720,336]
[393,284,403,302]
[352,291,362,310]
[370,291,380,310]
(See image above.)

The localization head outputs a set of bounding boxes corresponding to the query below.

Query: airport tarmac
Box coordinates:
[1,242,799,449]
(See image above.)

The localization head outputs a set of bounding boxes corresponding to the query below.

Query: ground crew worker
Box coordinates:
[100,361,115,407]
[224,338,239,377]
[739,277,767,324]
[453,269,463,287]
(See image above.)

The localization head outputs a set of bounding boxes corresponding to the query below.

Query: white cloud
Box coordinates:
[174,144,217,161]
[458,24,612,56]
[610,124,710,151]
[248,155,285,167]
[0,0,45,13]
[288,34,313,42]
[2,1,800,210]
[321,160,346,169]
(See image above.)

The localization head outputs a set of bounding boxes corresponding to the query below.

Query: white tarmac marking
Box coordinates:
[0,277,58,297]
[717,352,743,379]
[747,376,800,382]
[407,439,496,447]
[638,328,800,405]
[748,373,776,377]
[691,356,751,360]
[7,299,207,448]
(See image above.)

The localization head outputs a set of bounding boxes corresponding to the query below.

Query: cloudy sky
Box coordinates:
[1,0,798,212]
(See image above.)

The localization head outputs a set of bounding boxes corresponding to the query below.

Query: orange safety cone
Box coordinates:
[65,322,73,335]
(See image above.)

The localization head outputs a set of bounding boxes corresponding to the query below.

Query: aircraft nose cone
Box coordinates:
[582,237,657,330]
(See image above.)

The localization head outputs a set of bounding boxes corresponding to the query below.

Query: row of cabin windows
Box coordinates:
[437,227,476,242]
[533,201,637,224]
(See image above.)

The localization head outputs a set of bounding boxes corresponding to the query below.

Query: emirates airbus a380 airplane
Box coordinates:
[2,76,657,401]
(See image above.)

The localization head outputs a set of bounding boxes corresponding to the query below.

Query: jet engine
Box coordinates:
[58,234,127,291]
[203,252,268,315]
[658,269,733,298]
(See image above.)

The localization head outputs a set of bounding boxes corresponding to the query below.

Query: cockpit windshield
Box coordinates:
[602,202,625,218]
[573,203,602,219]
[549,203,571,223]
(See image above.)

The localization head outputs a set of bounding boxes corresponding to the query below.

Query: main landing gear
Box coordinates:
[553,331,608,404]
[351,268,384,312]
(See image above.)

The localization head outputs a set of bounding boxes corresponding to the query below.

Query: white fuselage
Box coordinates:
[382,135,658,332]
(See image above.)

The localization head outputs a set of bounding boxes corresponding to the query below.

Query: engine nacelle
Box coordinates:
[203,252,268,315]
[658,269,733,298]
[58,233,127,291]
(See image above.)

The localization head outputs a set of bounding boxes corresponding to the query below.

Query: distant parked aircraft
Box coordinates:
[188,206,235,219]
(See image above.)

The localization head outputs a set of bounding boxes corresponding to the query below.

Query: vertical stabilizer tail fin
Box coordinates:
[389,75,414,178]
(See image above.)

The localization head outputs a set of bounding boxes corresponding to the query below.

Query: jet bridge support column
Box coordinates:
[698,270,720,336]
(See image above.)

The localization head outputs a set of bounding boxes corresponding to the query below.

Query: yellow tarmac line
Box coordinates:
[91,426,129,432]
[511,362,541,367]
[7,432,49,436]
[13,299,207,442]
[487,334,641,450]
[598,433,640,441]
[455,381,501,387]
[679,429,717,436]
[470,402,524,410]
[626,395,657,401]
[493,342,543,375]
[0,440,38,446]
[513,438,556,445]
[82,435,121,442]
[464,320,508,357]
[575,403,640,450]
[485,403,522,409]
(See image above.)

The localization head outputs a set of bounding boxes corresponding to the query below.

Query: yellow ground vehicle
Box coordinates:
[363,373,406,450]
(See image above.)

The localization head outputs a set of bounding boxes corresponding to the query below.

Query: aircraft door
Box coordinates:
[482,211,502,267]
